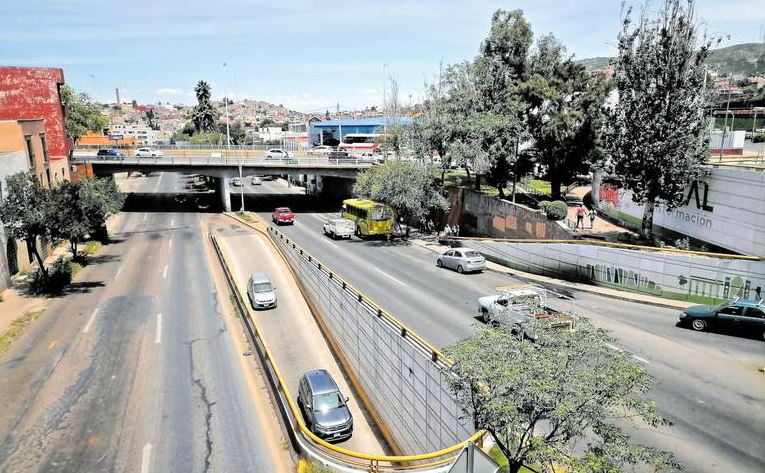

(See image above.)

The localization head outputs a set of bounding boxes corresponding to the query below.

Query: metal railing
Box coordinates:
[71,155,376,168]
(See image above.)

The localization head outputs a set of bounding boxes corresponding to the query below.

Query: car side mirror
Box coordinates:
[344,396,350,403]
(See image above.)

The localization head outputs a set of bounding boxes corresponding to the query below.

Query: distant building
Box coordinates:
[109,123,163,145]
[0,66,71,180]
[78,132,136,147]
[308,117,411,147]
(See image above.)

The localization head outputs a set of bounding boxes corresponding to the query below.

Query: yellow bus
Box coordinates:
[341,198,395,238]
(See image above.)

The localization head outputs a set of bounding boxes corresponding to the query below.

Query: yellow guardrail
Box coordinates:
[214,214,487,470]
[452,236,762,261]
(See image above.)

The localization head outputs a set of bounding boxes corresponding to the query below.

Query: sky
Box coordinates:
[1,0,763,113]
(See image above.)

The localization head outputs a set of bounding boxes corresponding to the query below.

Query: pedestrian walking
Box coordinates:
[454,224,460,237]
[576,204,587,229]
[589,208,597,229]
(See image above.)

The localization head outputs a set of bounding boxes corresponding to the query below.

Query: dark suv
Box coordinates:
[679,298,765,340]
[96,149,125,159]
[297,370,353,442]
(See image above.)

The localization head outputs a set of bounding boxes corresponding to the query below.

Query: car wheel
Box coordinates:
[690,318,707,331]
[481,309,491,324]
[457,265,464,274]
[436,259,443,268]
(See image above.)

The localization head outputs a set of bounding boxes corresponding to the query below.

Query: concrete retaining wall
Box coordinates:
[463,239,765,305]
[271,229,474,455]
[448,187,574,240]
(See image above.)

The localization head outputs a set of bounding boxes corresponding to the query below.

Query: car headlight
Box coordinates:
[679,312,687,319]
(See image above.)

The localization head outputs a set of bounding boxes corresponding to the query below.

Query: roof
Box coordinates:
[249,272,272,284]
[310,117,412,128]
[343,198,388,210]
[304,369,338,395]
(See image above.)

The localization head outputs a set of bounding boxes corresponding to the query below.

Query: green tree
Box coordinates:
[191,80,216,133]
[605,0,713,240]
[352,160,449,230]
[145,109,159,131]
[77,177,125,243]
[522,36,610,200]
[0,173,54,278]
[59,85,108,144]
[445,316,680,473]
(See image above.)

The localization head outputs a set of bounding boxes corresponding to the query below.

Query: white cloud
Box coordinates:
[156,88,185,96]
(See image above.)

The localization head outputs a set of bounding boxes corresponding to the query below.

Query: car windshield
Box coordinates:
[253,282,272,293]
[463,251,481,258]
[369,206,391,220]
[313,392,344,412]
[278,209,291,214]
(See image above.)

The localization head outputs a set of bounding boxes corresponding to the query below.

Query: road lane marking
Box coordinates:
[605,343,623,352]
[374,267,407,286]
[162,265,168,279]
[155,313,162,344]
[115,264,123,279]
[632,355,650,364]
[82,308,99,333]
[141,443,152,473]
[170,218,174,227]
[320,238,338,248]
[143,213,147,221]
[152,172,164,193]
[168,238,173,248]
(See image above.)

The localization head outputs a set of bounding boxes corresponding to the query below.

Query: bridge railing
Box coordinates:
[71,155,376,168]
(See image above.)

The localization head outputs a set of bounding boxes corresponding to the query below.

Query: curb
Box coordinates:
[413,239,691,311]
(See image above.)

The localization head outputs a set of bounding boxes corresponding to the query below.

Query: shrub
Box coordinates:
[545,200,568,220]
[538,200,551,212]
[82,241,103,255]
[752,133,765,143]
[28,257,73,295]
[674,237,690,251]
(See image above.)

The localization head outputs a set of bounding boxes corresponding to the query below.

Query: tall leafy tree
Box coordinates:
[352,160,449,230]
[522,36,610,200]
[59,85,108,144]
[191,80,216,133]
[605,0,713,240]
[445,316,680,473]
[0,174,54,278]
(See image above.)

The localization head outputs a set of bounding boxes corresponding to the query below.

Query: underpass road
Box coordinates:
[0,173,291,473]
[247,181,765,473]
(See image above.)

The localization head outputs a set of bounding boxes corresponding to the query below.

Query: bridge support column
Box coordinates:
[219,176,232,212]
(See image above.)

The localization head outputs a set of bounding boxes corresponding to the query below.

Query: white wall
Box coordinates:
[599,166,765,257]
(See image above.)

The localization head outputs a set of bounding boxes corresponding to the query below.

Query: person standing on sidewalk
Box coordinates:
[589,208,597,229]
[576,204,587,229]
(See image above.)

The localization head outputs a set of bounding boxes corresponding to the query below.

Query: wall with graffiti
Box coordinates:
[461,239,765,305]
[596,166,765,257]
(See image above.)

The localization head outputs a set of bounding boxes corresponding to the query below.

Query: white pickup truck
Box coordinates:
[478,285,573,339]
[323,218,355,239]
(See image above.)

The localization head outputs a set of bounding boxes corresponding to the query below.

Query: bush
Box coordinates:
[28,257,73,295]
[538,200,551,212]
[545,200,568,220]
[82,241,103,255]
[674,237,690,251]
[753,133,765,143]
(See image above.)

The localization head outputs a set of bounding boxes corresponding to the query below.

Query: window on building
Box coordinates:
[40,134,49,163]
[25,135,35,168]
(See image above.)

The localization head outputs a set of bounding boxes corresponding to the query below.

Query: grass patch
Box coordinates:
[229,294,242,318]
[69,261,83,278]
[82,241,103,255]
[237,212,256,223]
[444,171,503,197]
[488,445,538,473]
[0,310,44,359]
[301,462,335,473]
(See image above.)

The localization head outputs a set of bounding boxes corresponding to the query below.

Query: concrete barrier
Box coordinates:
[268,227,476,455]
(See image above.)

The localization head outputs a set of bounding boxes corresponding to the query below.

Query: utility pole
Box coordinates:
[224,62,244,212]
[719,74,733,162]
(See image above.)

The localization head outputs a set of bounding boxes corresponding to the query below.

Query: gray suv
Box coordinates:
[247,272,277,309]
[297,370,353,442]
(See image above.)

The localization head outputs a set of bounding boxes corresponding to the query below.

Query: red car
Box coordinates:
[272,207,295,225]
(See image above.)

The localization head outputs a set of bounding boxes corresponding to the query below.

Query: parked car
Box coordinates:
[96,149,125,159]
[265,148,290,160]
[478,285,574,338]
[272,207,295,225]
[251,176,262,185]
[231,177,243,187]
[436,248,486,273]
[679,298,765,339]
[247,272,277,310]
[135,147,163,157]
[297,370,353,442]
[323,218,355,239]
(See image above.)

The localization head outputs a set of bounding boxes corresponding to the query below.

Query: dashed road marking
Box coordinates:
[320,238,339,248]
[115,264,123,279]
[168,238,173,248]
[82,308,99,333]
[632,355,650,364]
[374,267,407,287]
[143,213,147,221]
[162,265,168,279]
[170,218,174,227]
[155,313,162,344]
[141,443,152,473]
[605,343,623,352]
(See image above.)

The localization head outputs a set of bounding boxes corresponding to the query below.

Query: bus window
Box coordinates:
[370,206,390,220]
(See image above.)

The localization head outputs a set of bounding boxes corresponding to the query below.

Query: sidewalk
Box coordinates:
[413,238,695,311]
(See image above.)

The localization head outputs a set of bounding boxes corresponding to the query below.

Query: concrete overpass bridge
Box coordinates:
[71,154,373,210]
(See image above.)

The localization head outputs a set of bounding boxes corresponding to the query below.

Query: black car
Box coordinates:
[679,298,765,340]
[96,149,125,159]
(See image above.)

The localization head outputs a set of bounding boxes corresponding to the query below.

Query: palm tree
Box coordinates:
[192,80,216,133]
[195,80,211,104]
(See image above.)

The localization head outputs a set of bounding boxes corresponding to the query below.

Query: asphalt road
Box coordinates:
[247,181,765,473]
[0,173,289,473]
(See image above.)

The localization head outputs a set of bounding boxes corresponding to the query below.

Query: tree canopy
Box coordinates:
[59,85,108,143]
[445,315,680,473]
[605,0,712,240]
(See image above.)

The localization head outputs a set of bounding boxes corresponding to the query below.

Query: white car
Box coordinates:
[251,176,262,185]
[309,145,333,155]
[135,147,163,157]
[436,247,486,274]
[265,149,290,160]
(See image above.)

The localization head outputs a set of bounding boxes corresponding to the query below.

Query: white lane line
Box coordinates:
[162,265,168,279]
[152,172,164,193]
[605,343,624,352]
[320,238,339,248]
[141,443,152,473]
[168,238,173,248]
[143,213,147,221]
[155,313,162,344]
[115,265,123,280]
[632,355,650,364]
[82,308,99,333]
[374,267,407,287]
[170,218,174,227]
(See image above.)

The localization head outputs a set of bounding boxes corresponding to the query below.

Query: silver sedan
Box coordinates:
[436,248,486,273]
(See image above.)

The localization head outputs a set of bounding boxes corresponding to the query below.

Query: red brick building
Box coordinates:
[0,66,71,181]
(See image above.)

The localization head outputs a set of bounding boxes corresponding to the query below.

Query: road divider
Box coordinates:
[214,214,486,471]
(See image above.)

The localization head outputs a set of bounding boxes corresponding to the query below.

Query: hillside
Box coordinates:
[577,43,765,77]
